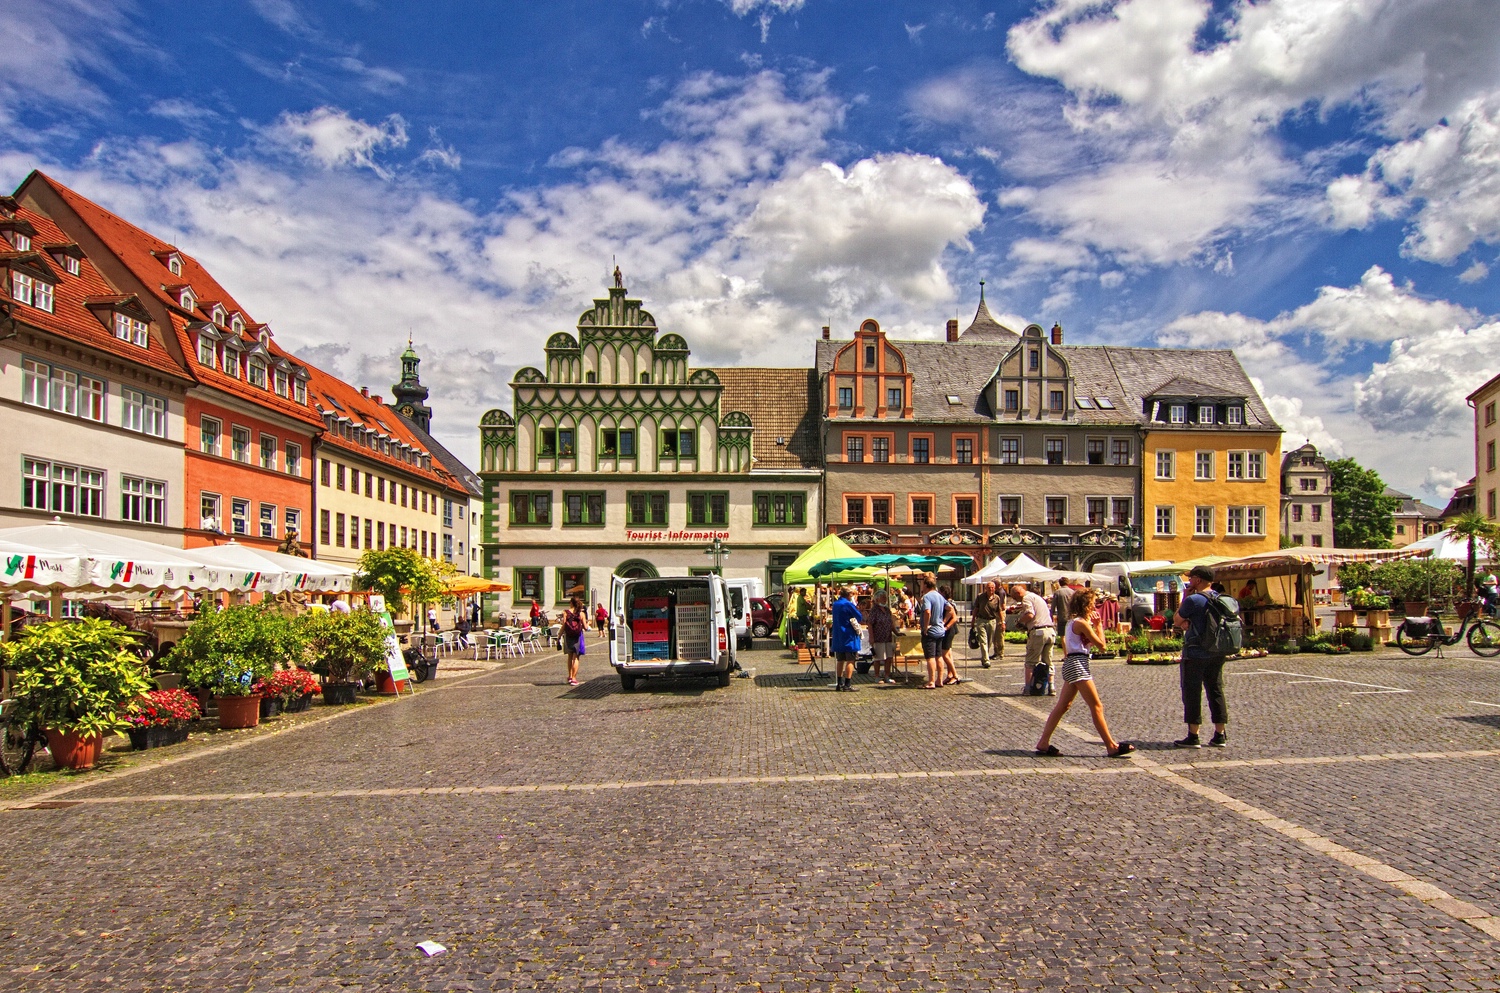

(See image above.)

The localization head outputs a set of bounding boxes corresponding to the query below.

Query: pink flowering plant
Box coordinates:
[251,668,321,704]
[126,689,203,730]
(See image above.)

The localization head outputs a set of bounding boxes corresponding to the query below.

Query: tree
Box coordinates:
[1327,457,1399,548]
[353,547,451,620]
[1447,511,1500,595]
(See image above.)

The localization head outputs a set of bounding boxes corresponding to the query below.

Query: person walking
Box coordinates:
[1011,584,1055,695]
[868,588,897,684]
[529,599,543,627]
[594,601,609,634]
[830,587,864,692]
[469,598,481,627]
[972,581,1003,668]
[920,575,947,689]
[1035,588,1135,758]
[561,596,587,687]
[938,585,961,685]
[1173,565,1230,748]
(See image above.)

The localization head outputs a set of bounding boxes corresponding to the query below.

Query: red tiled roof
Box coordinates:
[2,200,190,380]
[31,172,323,428]
[303,361,460,490]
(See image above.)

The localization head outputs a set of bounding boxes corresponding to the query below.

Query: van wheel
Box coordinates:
[717,669,732,688]
[620,673,636,692]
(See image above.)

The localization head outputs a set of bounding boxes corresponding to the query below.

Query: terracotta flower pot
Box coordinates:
[45,728,103,770]
[217,694,262,730]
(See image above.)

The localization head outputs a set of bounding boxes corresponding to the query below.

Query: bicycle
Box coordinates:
[1394,598,1500,657]
[0,697,45,776]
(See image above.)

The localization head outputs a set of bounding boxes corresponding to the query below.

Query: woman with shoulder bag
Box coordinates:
[561,596,587,687]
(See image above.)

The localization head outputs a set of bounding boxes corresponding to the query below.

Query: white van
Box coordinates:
[1092,560,1173,622]
[724,577,765,649]
[609,574,738,690]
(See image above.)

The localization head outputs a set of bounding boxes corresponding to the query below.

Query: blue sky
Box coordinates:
[5,0,1500,504]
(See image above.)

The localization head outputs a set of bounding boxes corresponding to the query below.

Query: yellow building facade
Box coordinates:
[1142,428,1283,560]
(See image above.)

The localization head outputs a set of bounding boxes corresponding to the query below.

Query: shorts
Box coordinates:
[922,634,944,658]
[1060,652,1093,684]
[942,626,957,650]
[872,642,894,661]
[836,651,858,663]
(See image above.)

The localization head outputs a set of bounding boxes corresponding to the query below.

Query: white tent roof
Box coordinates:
[963,553,1116,588]
[181,541,355,593]
[0,519,250,593]
[1401,528,1494,562]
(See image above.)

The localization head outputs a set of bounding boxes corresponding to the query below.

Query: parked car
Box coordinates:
[749,597,780,639]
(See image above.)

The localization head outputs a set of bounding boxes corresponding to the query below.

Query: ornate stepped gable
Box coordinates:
[480,275,754,474]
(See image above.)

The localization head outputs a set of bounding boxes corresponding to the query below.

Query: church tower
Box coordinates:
[391,340,433,432]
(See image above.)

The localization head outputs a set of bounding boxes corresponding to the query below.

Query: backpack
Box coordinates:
[562,610,585,638]
[1029,660,1051,695]
[1194,593,1243,655]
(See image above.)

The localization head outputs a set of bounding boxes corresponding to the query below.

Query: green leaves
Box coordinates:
[353,548,452,617]
[6,619,152,736]
[1370,558,1461,604]
[298,608,387,683]
[1328,457,1399,549]
[174,606,307,696]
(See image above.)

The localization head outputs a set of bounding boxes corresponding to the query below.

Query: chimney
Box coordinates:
[946,319,959,342]
[360,386,370,397]
[373,395,383,405]
[1051,323,1064,345]
[821,325,830,340]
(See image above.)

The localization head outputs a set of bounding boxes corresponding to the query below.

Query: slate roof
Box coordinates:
[1384,487,1445,519]
[1094,346,1278,429]
[395,410,484,498]
[711,368,821,470]
[957,298,1019,342]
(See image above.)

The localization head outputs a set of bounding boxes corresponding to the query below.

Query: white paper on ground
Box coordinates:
[416,941,447,957]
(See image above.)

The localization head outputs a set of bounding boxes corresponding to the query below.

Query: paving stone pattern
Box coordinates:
[2,645,1499,991]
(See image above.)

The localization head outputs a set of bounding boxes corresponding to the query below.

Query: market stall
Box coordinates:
[1212,546,1428,641]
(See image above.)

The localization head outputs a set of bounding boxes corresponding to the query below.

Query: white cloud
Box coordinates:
[264,107,409,176]
[0,0,134,132]
[904,23,926,43]
[726,0,804,13]
[1354,322,1500,430]
[1424,467,1465,502]
[1461,261,1491,284]
[1261,393,1343,457]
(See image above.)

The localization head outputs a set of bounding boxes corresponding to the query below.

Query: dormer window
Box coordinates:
[1226,406,1244,426]
[180,288,195,311]
[274,368,289,397]
[248,357,268,389]
[232,315,245,335]
[62,255,79,275]
[13,233,30,251]
[10,271,53,312]
[197,335,216,368]
[113,312,148,348]
[1198,404,1215,424]
[1169,404,1186,424]
[293,377,307,404]
[211,305,227,326]
[1049,390,1065,412]
[223,350,240,379]
[167,255,182,276]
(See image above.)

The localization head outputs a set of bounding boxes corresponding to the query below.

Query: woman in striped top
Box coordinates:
[1034,588,1134,758]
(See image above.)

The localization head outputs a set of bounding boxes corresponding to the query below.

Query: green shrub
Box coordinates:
[2,619,152,737]
[1345,632,1374,651]
[298,608,388,683]
[175,605,306,696]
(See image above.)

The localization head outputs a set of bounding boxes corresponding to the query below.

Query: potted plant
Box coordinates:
[125,688,201,750]
[175,605,305,729]
[1,619,153,770]
[299,608,387,705]
[253,668,320,717]
[1373,559,1460,617]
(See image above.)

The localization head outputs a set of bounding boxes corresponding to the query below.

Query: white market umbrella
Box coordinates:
[963,553,1049,585]
[0,538,89,593]
[1401,528,1493,563]
[0,519,248,593]
[181,541,355,594]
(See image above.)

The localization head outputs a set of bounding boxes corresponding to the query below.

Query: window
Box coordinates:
[563,491,606,526]
[1488,402,1497,426]
[846,497,865,525]
[294,378,306,404]
[911,497,931,525]
[1111,498,1132,527]
[259,503,276,539]
[687,492,728,526]
[864,344,877,367]
[955,497,976,526]
[10,270,33,305]
[360,516,370,549]
[285,443,301,477]
[754,492,806,526]
[419,490,426,513]
[1490,440,1496,472]
[1291,504,1303,523]
[259,434,277,470]
[1169,404,1186,424]
[1049,390,1064,412]
[12,232,29,251]
[1226,506,1245,535]
[364,474,373,498]
[443,533,454,561]
[22,359,103,421]
[400,484,408,507]
[999,438,1020,465]
[1045,438,1064,466]
[113,312,149,348]
[334,511,346,547]
[1046,497,1067,526]
[510,491,552,526]
[222,350,240,379]
[1110,439,1131,466]
[378,476,387,502]
[660,429,694,458]
[1195,451,1214,480]
[197,335,216,368]
[231,426,251,463]
[286,507,301,536]
[1245,507,1265,535]
[1226,406,1243,426]
[1299,477,1317,491]
[1004,389,1019,412]
[846,436,864,463]
[600,428,637,458]
[999,497,1020,526]
[887,387,902,409]
[400,526,408,548]
[443,499,454,528]
[557,568,588,604]
[232,498,250,536]
[1311,534,1323,547]
[350,515,361,549]
[1198,405,1215,424]
[1492,490,1498,518]
[628,491,670,526]
[538,428,557,457]
[120,390,166,437]
[872,437,890,463]
[871,498,891,525]
[121,477,166,525]
[20,459,102,517]
[1228,450,1265,480]
[837,386,854,408]
[955,437,974,464]
[1028,349,1040,371]
[1086,497,1106,526]
[1086,439,1105,465]
[320,509,331,545]
[1312,505,1323,522]
[514,568,543,601]
[1195,506,1214,536]
[191,496,222,539]
[248,358,267,389]
[1155,506,1175,536]
[912,437,930,464]
[1155,450,1175,479]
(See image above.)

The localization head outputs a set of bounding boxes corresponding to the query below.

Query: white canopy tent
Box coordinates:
[0,520,251,594]
[1401,528,1494,563]
[963,552,1116,588]
[181,541,355,594]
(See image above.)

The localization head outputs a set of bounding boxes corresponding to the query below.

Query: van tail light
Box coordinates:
[717,627,727,652]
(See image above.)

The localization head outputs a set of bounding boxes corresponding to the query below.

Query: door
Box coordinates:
[610,575,630,666]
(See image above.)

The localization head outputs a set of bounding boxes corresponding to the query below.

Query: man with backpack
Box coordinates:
[1172,564,1239,748]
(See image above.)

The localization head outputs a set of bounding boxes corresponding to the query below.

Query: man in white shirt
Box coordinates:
[1010,584,1055,695]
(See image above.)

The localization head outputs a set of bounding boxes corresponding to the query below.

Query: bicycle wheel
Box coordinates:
[1394,622,1434,656]
[0,720,38,776]
[1468,620,1500,657]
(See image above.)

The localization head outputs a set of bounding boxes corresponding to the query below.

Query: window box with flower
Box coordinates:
[125,689,202,750]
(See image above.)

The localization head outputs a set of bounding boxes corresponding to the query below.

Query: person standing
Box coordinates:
[868,589,897,684]
[561,596,587,687]
[529,599,543,627]
[469,598,481,627]
[1173,565,1229,748]
[920,575,947,690]
[594,601,609,634]
[830,587,864,692]
[1010,584,1055,695]
[972,581,1003,668]
[938,585,961,686]
[1035,588,1135,758]
[1051,577,1073,638]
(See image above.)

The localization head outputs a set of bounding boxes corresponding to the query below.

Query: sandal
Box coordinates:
[1035,744,1062,757]
[942,677,958,686]
[922,683,937,689]
[1108,742,1136,758]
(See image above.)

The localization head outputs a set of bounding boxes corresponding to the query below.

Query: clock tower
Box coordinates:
[391,339,433,433]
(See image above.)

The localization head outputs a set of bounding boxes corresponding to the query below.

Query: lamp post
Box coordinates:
[705,537,730,575]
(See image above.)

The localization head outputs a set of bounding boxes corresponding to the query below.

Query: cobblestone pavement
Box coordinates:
[3,644,1499,991]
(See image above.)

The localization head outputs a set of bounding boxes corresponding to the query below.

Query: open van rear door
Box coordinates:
[609,575,629,667]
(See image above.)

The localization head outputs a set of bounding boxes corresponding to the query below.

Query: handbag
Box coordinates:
[968,624,981,650]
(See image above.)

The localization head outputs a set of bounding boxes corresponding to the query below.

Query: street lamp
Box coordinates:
[705,537,730,574]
